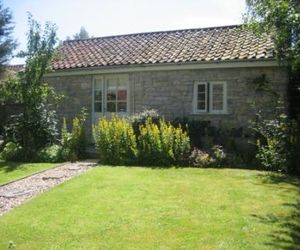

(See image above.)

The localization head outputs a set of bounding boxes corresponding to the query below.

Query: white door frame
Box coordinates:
[92,74,130,123]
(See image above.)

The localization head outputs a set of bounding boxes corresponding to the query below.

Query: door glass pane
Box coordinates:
[117,102,127,112]
[107,91,116,101]
[107,102,116,112]
[107,79,117,89]
[94,90,102,101]
[117,89,127,101]
[95,80,102,90]
[94,102,102,112]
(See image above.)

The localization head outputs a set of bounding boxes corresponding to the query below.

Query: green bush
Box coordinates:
[138,118,190,165]
[253,113,300,173]
[61,108,87,162]
[93,115,138,165]
[35,144,63,163]
[129,109,160,136]
[0,141,23,161]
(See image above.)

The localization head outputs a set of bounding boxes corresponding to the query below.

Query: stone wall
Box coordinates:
[45,66,288,140]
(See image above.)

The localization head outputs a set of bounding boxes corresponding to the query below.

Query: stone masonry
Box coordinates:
[45,66,288,141]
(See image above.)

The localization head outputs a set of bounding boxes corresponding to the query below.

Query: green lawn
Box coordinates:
[0,161,58,185]
[0,166,299,249]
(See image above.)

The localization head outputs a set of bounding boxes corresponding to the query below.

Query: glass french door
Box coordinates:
[93,75,129,122]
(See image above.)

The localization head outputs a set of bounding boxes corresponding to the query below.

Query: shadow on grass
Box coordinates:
[0,161,24,173]
[253,173,300,250]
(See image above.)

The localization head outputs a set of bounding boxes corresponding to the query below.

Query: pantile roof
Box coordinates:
[51,25,275,70]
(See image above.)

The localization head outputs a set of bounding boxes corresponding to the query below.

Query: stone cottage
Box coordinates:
[45,25,288,139]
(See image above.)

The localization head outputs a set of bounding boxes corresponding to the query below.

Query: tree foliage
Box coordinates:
[244,0,300,69]
[244,0,300,118]
[0,1,17,73]
[66,26,90,40]
[1,15,61,160]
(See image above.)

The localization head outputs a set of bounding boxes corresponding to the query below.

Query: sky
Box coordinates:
[3,0,246,64]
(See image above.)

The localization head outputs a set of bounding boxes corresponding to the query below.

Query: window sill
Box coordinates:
[190,112,229,115]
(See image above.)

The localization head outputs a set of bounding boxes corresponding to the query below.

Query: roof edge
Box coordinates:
[46,59,282,77]
[63,24,243,43]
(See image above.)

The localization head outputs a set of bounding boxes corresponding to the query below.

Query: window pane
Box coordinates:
[197,93,206,101]
[117,89,127,101]
[212,101,223,110]
[94,90,102,101]
[95,80,102,90]
[107,79,117,89]
[117,102,127,112]
[198,84,205,93]
[107,102,116,112]
[197,101,206,110]
[211,83,224,111]
[107,91,116,101]
[94,102,102,112]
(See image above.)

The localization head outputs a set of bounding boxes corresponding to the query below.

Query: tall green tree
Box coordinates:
[2,14,61,160]
[0,0,17,72]
[244,0,300,117]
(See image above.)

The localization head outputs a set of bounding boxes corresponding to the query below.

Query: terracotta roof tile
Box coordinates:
[51,25,275,70]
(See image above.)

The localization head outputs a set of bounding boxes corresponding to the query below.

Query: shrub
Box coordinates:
[61,108,87,162]
[0,141,23,161]
[129,109,160,136]
[211,145,226,167]
[252,113,300,173]
[93,115,138,165]
[189,147,214,167]
[138,118,190,165]
[35,144,63,163]
[4,104,59,160]
[189,145,227,168]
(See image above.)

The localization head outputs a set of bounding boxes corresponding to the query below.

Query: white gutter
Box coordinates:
[45,59,281,77]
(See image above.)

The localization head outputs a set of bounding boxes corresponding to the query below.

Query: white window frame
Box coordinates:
[193,81,227,114]
[193,82,208,113]
[209,81,227,114]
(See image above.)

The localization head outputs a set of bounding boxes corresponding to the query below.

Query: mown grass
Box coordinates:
[0,166,299,249]
[0,161,58,185]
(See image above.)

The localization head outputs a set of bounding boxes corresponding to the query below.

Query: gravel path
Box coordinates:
[0,160,98,216]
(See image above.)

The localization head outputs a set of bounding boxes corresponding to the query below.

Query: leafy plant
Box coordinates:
[0,141,23,161]
[189,147,214,168]
[129,109,160,136]
[35,144,63,163]
[61,108,87,162]
[1,15,62,160]
[93,115,138,165]
[138,118,190,166]
[211,145,226,167]
[252,112,300,172]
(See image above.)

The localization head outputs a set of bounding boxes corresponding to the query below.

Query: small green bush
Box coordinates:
[93,115,138,165]
[35,144,63,163]
[61,108,87,162]
[138,118,190,165]
[0,141,23,161]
